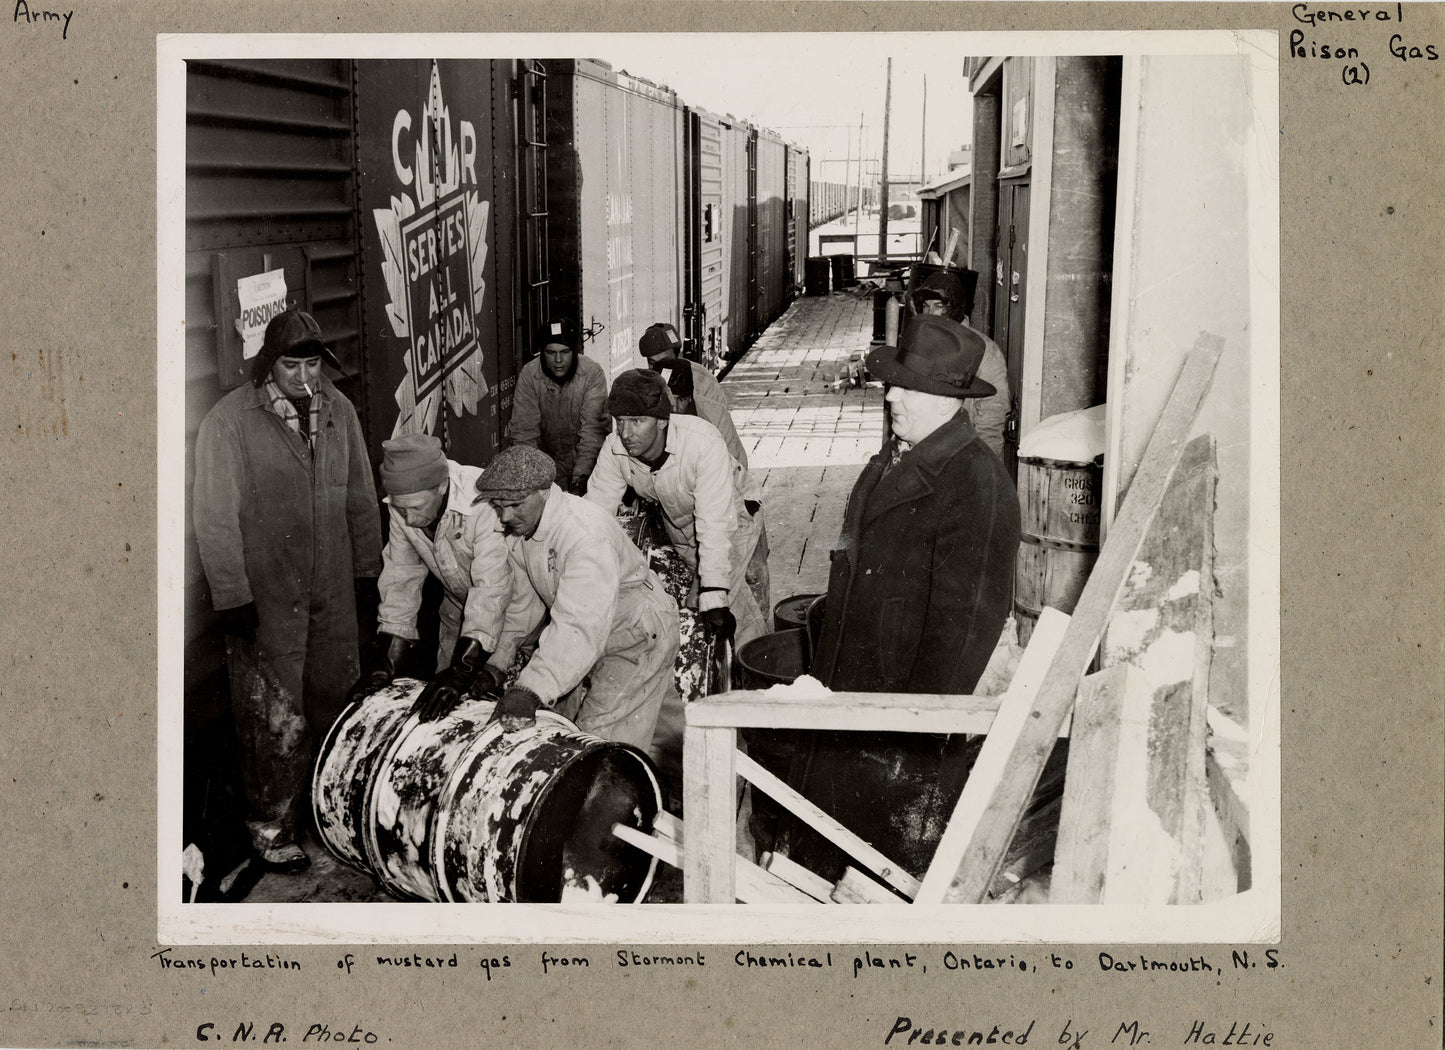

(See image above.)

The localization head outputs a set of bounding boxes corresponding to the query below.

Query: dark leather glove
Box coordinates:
[217,602,259,643]
[699,602,736,643]
[348,633,412,705]
[486,686,542,730]
[567,474,590,496]
[413,638,491,722]
[468,662,506,701]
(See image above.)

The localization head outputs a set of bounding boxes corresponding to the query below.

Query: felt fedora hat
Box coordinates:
[865,314,996,399]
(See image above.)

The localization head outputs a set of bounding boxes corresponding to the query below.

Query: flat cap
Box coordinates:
[474,445,557,502]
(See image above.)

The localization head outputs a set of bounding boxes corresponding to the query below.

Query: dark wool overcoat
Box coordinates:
[766,412,1021,880]
[811,411,1020,695]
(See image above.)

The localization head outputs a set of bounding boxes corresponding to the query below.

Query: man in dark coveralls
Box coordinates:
[193,309,383,873]
[774,313,1021,880]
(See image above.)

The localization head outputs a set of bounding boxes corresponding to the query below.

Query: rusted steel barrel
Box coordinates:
[312,679,662,903]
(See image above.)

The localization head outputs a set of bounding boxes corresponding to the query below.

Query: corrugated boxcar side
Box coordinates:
[751,128,788,334]
[786,145,809,291]
[184,59,364,689]
[721,119,752,359]
[687,107,728,372]
[545,60,686,387]
[352,59,521,470]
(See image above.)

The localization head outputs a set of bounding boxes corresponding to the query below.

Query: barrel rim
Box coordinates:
[1017,454,1104,470]
[514,738,663,905]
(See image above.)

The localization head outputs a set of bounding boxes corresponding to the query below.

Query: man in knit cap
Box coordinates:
[473,446,680,751]
[193,307,382,873]
[638,322,770,615]
[586,369,767,777]
[507,319,611,495]
[350,432,513,722]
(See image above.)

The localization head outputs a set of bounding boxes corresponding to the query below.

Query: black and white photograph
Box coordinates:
[3,2,1443,1047]
[158,30,1280,944]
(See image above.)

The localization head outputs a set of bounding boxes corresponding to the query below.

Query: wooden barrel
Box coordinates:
[1015,456,1102,644]
[312,679,662,903]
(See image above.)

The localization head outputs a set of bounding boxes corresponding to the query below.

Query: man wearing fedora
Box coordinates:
[810,312,1020,695]
[910,269,1011,461]
[193,308,382,873]
[773,313,1022,880]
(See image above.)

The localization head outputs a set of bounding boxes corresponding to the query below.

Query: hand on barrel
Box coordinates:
[413,638,490,722]
[348,633,412,706]
[699,604,736,643]
[487,686,542,732]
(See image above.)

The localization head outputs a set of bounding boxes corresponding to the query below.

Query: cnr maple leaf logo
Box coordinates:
[373,61,490,438]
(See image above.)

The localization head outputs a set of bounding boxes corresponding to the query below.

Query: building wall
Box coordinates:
[1103,53,1268,727]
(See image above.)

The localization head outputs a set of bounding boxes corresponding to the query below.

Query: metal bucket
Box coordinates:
[1014,455,1102,644]
[312,679,662,903]
[771,593,825,633]
[736,628,810,688]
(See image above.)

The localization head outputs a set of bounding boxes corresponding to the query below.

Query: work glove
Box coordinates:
[413,638,491,722]
[216,602,259,644]
[699,603,736,643]
[567,474,590,497]
[348,633,412,705]
[468,662,507,702]
[486,686,542,731]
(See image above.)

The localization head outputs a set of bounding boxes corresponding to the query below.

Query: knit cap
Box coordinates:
[379,433,449,496]
[474,446,557,502]
[608,368,672,420]
[639,322,682,359]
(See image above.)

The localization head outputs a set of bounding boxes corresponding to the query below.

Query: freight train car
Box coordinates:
[542,59,688,386]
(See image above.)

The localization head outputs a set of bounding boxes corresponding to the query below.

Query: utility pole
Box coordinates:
[852,111,864,244]
[877,57,892,264]
[921,74,928,190]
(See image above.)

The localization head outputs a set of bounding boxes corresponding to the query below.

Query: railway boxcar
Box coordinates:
[750,126,789,336]
[542,59,687,386]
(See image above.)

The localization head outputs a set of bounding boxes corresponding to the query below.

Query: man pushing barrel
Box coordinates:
[472,446,680,752]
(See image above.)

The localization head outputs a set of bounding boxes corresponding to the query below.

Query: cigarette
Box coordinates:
[303,382,313,397]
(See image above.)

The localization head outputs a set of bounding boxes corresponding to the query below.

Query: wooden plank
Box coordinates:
[682,726,737,903]
[1050,665,1131,903]
[1102,435,1217,902]
[621,819,821,905]
[948,333,1226,903]
[913,608,1071,903]
[831,866,898,904]
[761,851,835,902]
[688,689,1063,736]
[734,751,921,900]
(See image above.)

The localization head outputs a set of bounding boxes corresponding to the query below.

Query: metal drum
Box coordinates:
[312,679,662,903]
[772,592,825,633]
